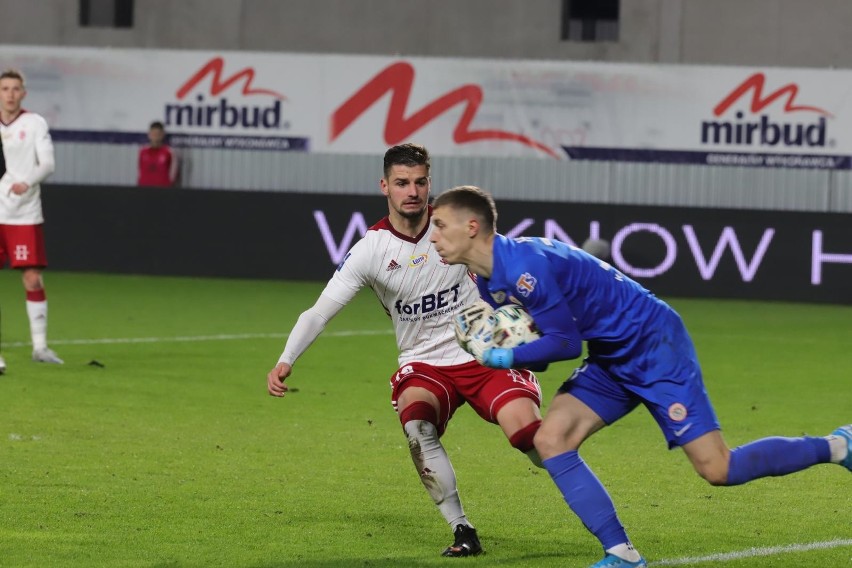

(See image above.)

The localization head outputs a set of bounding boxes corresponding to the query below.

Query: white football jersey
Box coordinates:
[322,215,478,367]
[0,111,55,224]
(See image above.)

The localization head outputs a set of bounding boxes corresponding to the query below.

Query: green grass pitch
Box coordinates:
[0,272,850,567]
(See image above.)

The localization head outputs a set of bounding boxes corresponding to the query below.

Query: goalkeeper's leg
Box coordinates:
[683,429,838,486]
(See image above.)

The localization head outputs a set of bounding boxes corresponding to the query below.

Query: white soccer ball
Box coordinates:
[453,301,495,362]
[490,304,541,349]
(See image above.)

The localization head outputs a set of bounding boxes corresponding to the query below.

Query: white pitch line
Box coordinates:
[653,538,852,566]
[0,328,394,349]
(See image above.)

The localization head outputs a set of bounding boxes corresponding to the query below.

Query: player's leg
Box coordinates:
[536,364,646,568]
[396,385,470,531]
[391,364,481,557]
[450,363,544,464]
[465,366,543,467]
[682,427,845,485]
[0,226,8,374]
[21,267,62,364]
[495,397,543,467]
[832,425,852,471]
[642,355,840,485]
[10,224,62,364]
[0,304,5,375]
[639,350,846,483]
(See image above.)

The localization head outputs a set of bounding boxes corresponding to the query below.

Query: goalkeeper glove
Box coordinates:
[454,300,493,347]
[481,348,513,369]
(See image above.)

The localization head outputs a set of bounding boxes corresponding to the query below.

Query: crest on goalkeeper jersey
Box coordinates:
[515,273,537,297]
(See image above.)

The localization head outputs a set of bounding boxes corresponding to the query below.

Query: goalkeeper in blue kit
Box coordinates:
[429,185,852,568]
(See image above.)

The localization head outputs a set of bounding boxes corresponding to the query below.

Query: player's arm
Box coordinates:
[482,303,581,369]
[25,116,55,187]
[481,253,582,369]
[168,148,180,186]
[267,294,345,396]
[511,305,582,366]
[268,238,368,396]
[137,149,144,185]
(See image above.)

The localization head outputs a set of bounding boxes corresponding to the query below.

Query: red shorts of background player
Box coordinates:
[0,224,48,268]
[390,360,541,436]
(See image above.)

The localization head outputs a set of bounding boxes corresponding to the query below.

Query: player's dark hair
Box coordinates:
[0,68,25,87]
[383,143,430,178]
[149,121,165,131]
[432,185,497,233]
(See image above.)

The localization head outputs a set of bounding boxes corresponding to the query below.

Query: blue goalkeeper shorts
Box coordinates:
[557,358,721,449]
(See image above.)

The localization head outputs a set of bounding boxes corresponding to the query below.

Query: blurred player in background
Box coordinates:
[581,237,610,261]
[430,185,852,568]
[267,144,544,557]
[0,68,63,371]
[138,121,178,187]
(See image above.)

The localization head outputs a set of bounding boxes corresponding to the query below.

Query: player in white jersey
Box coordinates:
[267,144,543,557]
[0,69,63,372]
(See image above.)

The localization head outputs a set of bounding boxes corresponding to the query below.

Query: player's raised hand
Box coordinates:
[267,362,292,397]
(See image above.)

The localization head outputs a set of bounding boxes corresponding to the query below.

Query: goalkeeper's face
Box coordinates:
[429,206,470,265]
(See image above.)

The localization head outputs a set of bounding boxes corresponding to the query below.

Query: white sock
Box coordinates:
[403,420,470,528]
[26,300,48,351]
[606,542,642,562]
[826,435,849,463]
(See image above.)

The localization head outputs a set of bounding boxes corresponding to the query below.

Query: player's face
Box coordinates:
[0,78,26,115]
[429,206,470,264]
[381,164,430,220]
[148,127,165,147]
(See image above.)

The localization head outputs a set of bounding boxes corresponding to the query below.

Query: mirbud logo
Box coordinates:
[701,73,833,148]
[165,57,286,129]
[331,61,558,158]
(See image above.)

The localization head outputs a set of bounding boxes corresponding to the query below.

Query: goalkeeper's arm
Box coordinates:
[277,294,346,366]
[482,307,582,369]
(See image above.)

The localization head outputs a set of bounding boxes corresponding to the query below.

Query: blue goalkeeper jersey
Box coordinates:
[478,234,693,384]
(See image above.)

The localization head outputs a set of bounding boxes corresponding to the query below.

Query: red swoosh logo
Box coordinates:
[331,61,557,158]
[713,72,831,117]
[176,57,286,100]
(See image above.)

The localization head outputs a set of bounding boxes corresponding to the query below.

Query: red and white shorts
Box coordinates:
[390,360,542,436]
[0,224,47,268]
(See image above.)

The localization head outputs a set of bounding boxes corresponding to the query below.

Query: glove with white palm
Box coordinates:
[453,301,495,364]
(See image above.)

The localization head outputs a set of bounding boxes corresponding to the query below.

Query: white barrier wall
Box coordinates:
[1,44,848,212]
[5,45,852,167]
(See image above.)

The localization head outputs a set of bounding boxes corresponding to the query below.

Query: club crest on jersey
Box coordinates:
[409,253,428,268]
[14,244,29,261]
[490,291,506,303]
[515,273,537,297]
[668,403,688,422]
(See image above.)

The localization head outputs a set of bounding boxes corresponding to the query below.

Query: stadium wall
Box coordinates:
[2,0,852,68]
[43,184,852,305]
